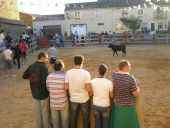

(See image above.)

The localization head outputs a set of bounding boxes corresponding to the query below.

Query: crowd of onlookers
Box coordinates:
[23,50,140,128]
[47,33,65,48]
[0,30,34,76]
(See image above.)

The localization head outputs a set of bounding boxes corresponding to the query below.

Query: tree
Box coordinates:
[120,16,142,33]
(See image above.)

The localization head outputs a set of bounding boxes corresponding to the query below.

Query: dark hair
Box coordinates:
[50,44,54,47]
[54,60,65,71]
[38,52,47,60]
[118,60,130,70]
[98,64,108,76]
[74,55,84,65]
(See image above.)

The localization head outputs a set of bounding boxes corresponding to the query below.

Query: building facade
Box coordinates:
[64,1,170,36]
[32,1,170,37]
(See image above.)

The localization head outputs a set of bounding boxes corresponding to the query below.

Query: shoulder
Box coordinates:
[112,71,118,78]
[91,78,97,83]
[66,69,73,73]
[105,78,112,83]
[65,69,74,76]
[128,74,137,83]
[48,72,55,77]
[82,69,90,75]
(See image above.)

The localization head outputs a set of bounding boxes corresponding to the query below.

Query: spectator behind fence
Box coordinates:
[65,55,91,128]
[46,60,68,128]
[90,64,113,128]
[59,33,64,47]
[23,52,50,128]
[110,60,140,128]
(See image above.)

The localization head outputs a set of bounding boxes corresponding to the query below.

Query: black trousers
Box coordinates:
[13,57,21,69]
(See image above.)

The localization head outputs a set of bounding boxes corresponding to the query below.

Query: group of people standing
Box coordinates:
[23,51,140,128]
[1,31,32,76]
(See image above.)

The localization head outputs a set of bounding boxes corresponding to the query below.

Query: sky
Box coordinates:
[18,0,97,15]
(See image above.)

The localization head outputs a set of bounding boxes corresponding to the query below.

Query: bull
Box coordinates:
[108,43,126,57]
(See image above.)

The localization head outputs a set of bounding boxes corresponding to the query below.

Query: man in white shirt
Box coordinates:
[90,64,113,128]
[48,44,57,64]
[65,55,91,128]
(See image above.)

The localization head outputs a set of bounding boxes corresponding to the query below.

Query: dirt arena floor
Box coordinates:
[0,44,170,128]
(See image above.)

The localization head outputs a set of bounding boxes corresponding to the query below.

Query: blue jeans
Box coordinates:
[34,98,50,128]
[60,41,64,47]
[70,101,90,128]
[51,104,69,128]
[93,105,110,128]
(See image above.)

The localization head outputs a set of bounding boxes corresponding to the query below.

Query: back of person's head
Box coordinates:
[54,60,65,71]
[118,60,130,71]
[74,55,84,66]
[38,52,47,60]
[50,44,54,47]
[98,64,108,76]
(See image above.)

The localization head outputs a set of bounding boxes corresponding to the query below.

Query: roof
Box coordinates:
[65,0,145,11]
[34,14,65,21]
[0,17,25,26]
[151,0,170,7]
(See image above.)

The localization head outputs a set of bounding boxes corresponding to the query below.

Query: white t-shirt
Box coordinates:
[48,47,57,58]
[3,49,13,60]
[91,78,113,107]
[65,68,91,103]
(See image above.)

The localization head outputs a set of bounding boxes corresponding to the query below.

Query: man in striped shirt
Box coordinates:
[110,60,140,128]
[46,60,68,128]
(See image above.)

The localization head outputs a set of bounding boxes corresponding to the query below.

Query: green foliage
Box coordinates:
[120,16,142,32]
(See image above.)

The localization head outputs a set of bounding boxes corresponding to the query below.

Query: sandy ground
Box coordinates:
[0,44,170,128]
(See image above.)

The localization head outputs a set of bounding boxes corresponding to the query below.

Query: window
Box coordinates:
[168,22,170,31]
[151,23,155,31]
[138,9,143,15]
[75,11,80,17]
[158,23,163,31]
[80,5,84,9]
[98,23,104,26]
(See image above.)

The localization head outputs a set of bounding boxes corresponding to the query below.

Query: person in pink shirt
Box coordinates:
[18,35,27,65]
